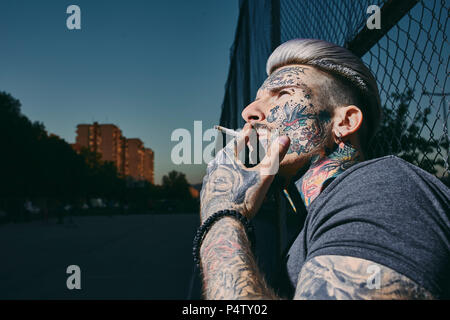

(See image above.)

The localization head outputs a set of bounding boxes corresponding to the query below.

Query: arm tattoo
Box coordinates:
[294,255,434,300]
[199,139,277,299]
[200,217,278,299]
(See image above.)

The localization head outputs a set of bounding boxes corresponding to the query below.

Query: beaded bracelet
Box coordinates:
[192,209,256,270]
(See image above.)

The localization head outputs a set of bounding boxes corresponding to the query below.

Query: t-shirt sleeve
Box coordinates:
[304,156,450,298]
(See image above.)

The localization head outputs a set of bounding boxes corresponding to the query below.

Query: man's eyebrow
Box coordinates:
[269,84,303,92]
[255,84,305,100]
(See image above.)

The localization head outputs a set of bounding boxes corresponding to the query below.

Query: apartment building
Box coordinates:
[143,148,154,184]
[73,122,154,183]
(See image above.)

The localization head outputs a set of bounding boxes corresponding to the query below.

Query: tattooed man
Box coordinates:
[199,39,450,299]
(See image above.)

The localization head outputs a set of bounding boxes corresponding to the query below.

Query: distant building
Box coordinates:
[98,124,123,173]
[73,122,154,183]
[75,122,102,154]
[126,138,145,181]
[120,136,129,177]
[143,148,155,184]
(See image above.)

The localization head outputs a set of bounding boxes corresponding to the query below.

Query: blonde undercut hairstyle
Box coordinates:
[266,38,382,156]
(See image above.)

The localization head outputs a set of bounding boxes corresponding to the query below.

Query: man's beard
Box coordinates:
[275,120,335,185]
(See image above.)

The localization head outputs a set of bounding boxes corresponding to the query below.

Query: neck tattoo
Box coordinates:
[296,142,360,207]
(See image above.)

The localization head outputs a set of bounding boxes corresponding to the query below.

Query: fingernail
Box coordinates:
[278,136,290,147]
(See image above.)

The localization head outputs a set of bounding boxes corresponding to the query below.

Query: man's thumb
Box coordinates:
[277,135,290,162]
[260,135,290,176]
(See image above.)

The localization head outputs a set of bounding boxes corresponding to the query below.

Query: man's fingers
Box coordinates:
[276,135,291,161]
[244,135,290,215]
[259,135,290,176]
[215,124,253,167]
[235,123,253,154]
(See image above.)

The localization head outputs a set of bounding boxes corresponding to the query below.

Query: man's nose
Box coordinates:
[241,100,266,123]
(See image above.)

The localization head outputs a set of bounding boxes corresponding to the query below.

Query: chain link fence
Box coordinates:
[220,0,449,182]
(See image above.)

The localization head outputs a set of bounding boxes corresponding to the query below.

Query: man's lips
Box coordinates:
[252,123,271,138]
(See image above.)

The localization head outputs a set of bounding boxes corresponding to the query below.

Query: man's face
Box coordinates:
[241,64,333,173]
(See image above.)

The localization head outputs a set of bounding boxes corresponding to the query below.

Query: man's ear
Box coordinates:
[333,105,363,141]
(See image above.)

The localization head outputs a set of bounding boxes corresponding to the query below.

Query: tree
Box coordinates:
[161,171,192,200]
[368,88,449,178]
[159,171,198,213]
[0,91,132,221]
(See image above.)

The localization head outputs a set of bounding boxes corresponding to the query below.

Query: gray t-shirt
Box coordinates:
[285,155,450,298]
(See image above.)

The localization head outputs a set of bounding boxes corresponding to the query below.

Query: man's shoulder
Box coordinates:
[348,154,426,175]
[302,156,450,298]
[338,155,448,191]
[309,155,449,215]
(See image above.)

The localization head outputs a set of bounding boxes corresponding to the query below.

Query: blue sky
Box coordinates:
[0,0,239,184]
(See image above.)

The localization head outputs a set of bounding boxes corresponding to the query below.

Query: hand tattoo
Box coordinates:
[199,135,283,300]
[200,141,260,222]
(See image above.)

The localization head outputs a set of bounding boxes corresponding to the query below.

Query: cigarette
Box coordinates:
[214,125,240,137]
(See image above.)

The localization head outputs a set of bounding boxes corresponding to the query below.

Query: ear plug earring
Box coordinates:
[336,131,345,148]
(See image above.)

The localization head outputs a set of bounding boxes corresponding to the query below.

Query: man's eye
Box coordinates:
[278,90,290,97]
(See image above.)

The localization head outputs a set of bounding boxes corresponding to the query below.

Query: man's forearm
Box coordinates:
[199,217,278,300]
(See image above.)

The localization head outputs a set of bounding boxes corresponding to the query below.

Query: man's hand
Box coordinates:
[198,125,289,299]
[200,125,290,222]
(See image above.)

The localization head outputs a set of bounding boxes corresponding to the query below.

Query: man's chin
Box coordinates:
[277,153,311,186]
